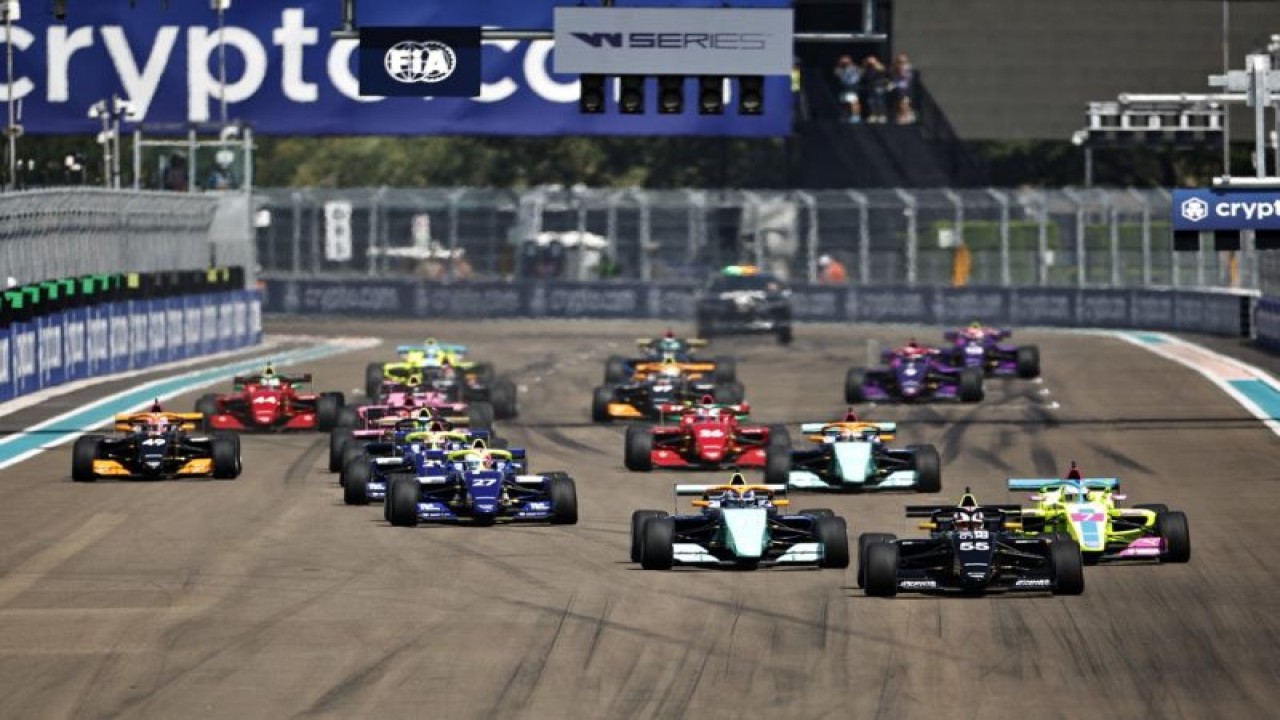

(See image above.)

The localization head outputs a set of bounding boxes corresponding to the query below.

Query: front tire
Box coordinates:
[316,393,343,431]
[857,533,898,588]
[1050,539,1086,595]
[776,325,793,345]
[604,355,630,384]
[845,369,867,404]
[195,394,219,430]
[640,517,675,570]
[72,435,102,482]
[624,425,654,471]
[713,380,745,405]
[1158,511,1191,563]
[958,367,985,402]
[329,428,355,473]
[1016,345,1041,379]
[591,386,614,423]
[342,456,371,506]
[548,475,579,525]
[864,542,900,596]
[630,510,668,563]
[766,424,791,451]
[364,362,385,399]
[815,516,850,569]
[211,433,240,479]
[388,477,420,527]
[467,402,495,434]
[764,444,791,485]
[712,356,736,383]
[908,444,942,493]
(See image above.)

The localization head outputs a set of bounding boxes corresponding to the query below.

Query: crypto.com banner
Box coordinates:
[2,0,790,136]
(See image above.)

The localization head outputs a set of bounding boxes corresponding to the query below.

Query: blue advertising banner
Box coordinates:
[1172,188,1280,231]
[0,325,11,403]
[11,321,38,398]
[6,0,789,136]
[62,307,88,383]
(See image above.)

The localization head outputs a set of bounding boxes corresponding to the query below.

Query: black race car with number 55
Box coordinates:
[858,489,1084,597]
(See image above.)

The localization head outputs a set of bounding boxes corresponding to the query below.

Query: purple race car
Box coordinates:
[943,323,1040,379]
[845,341,984,404]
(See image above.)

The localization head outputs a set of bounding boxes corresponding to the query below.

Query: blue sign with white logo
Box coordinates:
[359,27,481,97]
[1172,188,1280,231]
[5,0,788,136]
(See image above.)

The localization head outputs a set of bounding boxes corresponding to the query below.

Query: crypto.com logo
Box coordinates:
[1180,197,1208,222]
[384,40,457,84]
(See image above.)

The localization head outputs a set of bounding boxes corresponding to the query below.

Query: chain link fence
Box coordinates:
[255,186,1253,290]
[0,188,256,287]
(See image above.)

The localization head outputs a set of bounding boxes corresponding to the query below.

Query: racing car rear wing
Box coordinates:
[1007,478,1120,492]
[397,343,467,356]
[113,412,204,432]
[676,484,787,496]
[799,421,896,434]
[904,504,1023,518]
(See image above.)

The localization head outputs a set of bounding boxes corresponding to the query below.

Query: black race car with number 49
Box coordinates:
[858,489,1084,597]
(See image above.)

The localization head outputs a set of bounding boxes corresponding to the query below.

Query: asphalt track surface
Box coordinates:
[1,318,1278,720]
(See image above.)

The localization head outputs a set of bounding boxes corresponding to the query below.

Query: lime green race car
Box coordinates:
[1007,463,1189,564]
[364,339,518,420]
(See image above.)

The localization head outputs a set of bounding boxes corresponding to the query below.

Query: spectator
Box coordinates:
[818,254,848,284]
[890,53,918,125]
[832,55,862,124]
[163,153,189,192]
[791,57,810,122]
[860,55,890,123]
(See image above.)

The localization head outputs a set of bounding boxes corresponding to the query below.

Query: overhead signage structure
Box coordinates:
[1171,188,1280,250]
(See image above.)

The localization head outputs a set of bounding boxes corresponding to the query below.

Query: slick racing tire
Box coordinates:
[640,517,675,571]
[591,386,614,423]
[845,369,867,404]
[211,432,241,479]
[472,363,497,386]
[195,394,219,431]
[766,424,791,452]
[624,425,654,472]
[548,475,579,525]
[713,381,745,405]
[490,379,519,421]
[1157,511,1191,563]
[630,510,669,563]
[907,444,942,493]
[339,444,365,482]
[712,357,737,384]
[857,533,898,588]
[335,405,360,430]
[364,363,385,400]
[388,477,420,527]
[815,516,850,569]
[71,434,103,483]
[329,428,355,473]
[799,509,835,519]
[958,367,985,403]
[467,402,495,434]
[764,445,791,486]
[695,314,714,340]
[776,325,794,346]
[864,542,900,597]
[604,355,630,385]
[316,393,343,432]
[1050,538,1086,595]
[1016,345,1041,379]
[342,456,372,506]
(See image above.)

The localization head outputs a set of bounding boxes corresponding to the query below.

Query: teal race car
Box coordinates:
[764,413,941,493]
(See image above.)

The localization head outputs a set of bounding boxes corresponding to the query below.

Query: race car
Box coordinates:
[364,339,517,419]
[328,401,491,472]
[603,331,736,385]
[382,444,578,526]
[623,399,788,472]
[694,265,793,344]
[342,428,505,506]
[765,411,941,492]
[845,340,984,404]
[630,473,849,570]
[1007,463,1190,563]
[943,322,1040,378]
[196,363,344,432]
[71,405,241,482]
[858,489,1084,597]
[592,357,745,422]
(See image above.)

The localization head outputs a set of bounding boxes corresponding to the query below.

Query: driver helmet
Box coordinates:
[965,321,985,339]
[952,507,985,532]
[148,415,170,435]
[261,363,281,388]
[659,359,682,378]
[462,452,491,473]
[415,408,435,425]
[723,489,756,508]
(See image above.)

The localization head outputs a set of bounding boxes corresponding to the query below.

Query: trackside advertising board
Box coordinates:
[3,0,789,136]
[1172,189,1280,231]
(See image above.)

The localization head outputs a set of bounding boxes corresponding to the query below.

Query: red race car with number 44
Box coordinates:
[624,398,789,472]
[197,363,345,432]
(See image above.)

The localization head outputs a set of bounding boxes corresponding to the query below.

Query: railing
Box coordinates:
[254,186,1250,292]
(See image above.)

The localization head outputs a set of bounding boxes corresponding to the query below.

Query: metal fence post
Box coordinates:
[1128,188,1151,287]
[368,186,386,277]
[894,189,918,285]
[636,189,653,281]
[1062,188,1086,288]
[448,188,463,282]
[290,190,303,275]
[1109,200,1121,287]
[1036,191,1049,286]
[986,189,1011,286]
[793,190,818,283]
[846,190,870,285]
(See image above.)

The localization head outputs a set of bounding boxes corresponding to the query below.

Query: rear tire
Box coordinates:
[1016,345,1041,379]
[815,516,850,569]
[845,369,867,404]
[712,356,736,383]
[329,428,355,473]
[776,325,793,345]
[195,394,219,430]
[342,456,371,506]
[908,444,942,493]
[211,433,240,479]
[764,444,791,485]
[958,367,985,402]
[857,533,897,588]
[713,380,745,405]
[864,542,900,596]
[388,477,420,527]
[548,475,579,525]
[640,517,675,570]
[490,379,519,420]
[316,393,342,431]
[766,424,791,451]
[624,425,654,471]
[339,444,365,482]
[1050,539,1086,595]
[630,510,668,563]
[335,405,360,430]
[365,362,385,399]
[72,435,102,483]
[591,386,614,423]
[1158,511,1191,563]
[467,402,495,434]
[604,355,630,384]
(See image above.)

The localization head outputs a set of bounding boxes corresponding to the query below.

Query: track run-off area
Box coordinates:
[0,318,1277,719]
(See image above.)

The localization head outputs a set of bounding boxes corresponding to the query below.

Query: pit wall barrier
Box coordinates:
[262,276,1251,338]
[0,290,263,404]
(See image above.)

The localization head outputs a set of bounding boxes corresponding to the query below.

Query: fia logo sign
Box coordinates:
[384,41,457,84]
